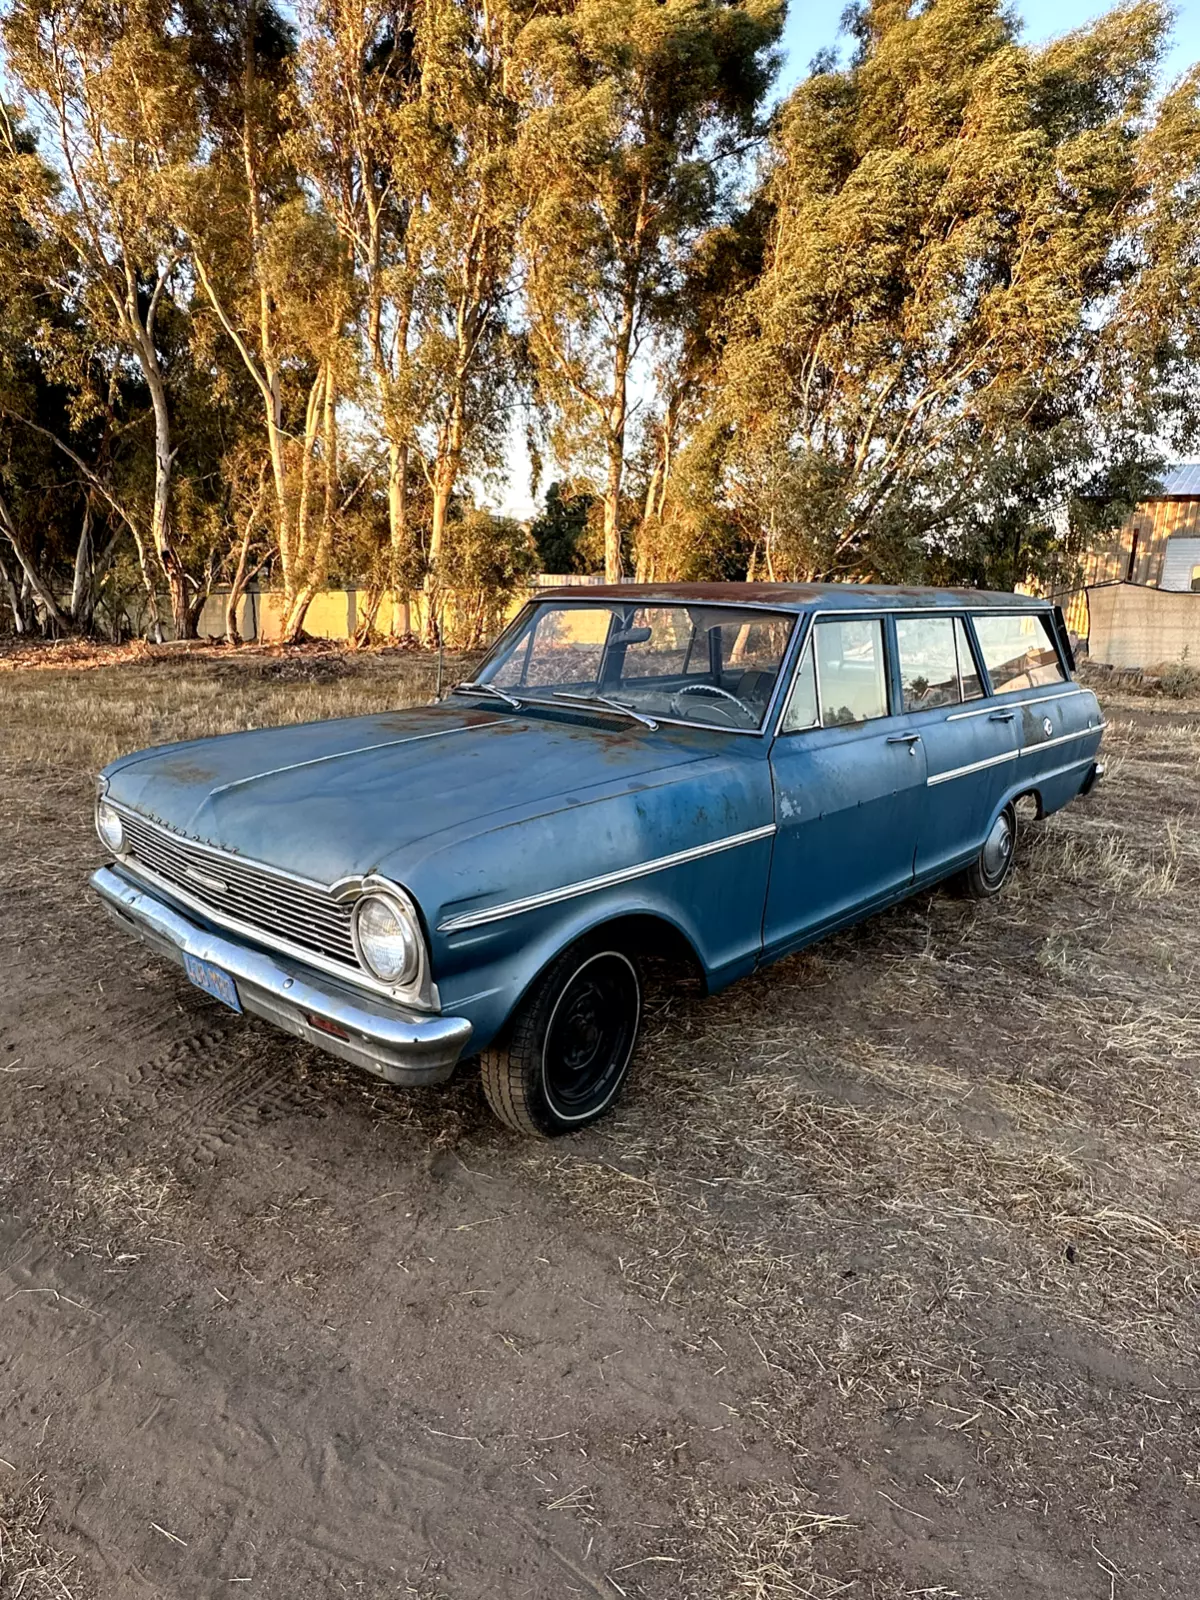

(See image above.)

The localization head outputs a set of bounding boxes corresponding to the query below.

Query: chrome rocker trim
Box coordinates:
[438,823,778,934]
[92,865,472,1085]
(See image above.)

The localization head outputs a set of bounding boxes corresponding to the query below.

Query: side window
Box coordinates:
[814,618,889,726]
[896,617,959,711]
[780,643,819,732]
[955,617,984,700]
[972,613,1066,694]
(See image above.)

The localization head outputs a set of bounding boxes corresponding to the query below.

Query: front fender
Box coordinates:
[409,754,776,1055]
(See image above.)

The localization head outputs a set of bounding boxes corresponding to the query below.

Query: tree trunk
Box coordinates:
[602,432,624,582]
[0,546,27,634]
[425,466,454,649]
[281,361,339,646]
[225,528,253,645]
[0,493,73,633]
[387,439,408,635]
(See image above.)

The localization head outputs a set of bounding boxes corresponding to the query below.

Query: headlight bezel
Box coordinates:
[351,887,422,987]
[95,795,125,855]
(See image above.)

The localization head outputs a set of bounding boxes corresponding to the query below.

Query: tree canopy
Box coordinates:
[0,0,1198,641]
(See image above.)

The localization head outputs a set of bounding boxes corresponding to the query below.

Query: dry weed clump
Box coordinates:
[0,1475,80,1599]
[72,1164,176,1231]
[686,1482,852,1600]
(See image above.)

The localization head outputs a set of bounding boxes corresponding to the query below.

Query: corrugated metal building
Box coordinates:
[1080,464,1200,591]
[1047,464,1200,638]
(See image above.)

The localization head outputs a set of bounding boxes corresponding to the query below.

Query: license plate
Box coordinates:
[183,953,242,1014]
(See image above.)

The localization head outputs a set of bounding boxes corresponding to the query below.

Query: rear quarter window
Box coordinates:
[972,613,1065,694]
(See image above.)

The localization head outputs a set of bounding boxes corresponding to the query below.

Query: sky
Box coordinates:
[493,1,1200,522]
[779,0,1200,94]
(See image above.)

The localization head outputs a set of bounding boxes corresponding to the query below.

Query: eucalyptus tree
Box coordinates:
[1,0,199,635]
[292,0,422,600]
[176,0,357,643]
[296,0,525,642]
[712,0,1198,585]
[514,0,784,581]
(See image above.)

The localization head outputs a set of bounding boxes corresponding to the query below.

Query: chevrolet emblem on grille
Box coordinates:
[181,863,230,895]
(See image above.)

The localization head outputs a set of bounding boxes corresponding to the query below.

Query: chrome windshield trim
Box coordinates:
[469,598,801,737]
[438,824,778,934]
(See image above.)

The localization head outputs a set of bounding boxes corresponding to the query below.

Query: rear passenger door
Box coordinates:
[894,614,1020,883]
[763,615,928,958]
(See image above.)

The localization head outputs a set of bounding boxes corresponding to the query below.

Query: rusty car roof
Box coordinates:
[535,582,1049,612]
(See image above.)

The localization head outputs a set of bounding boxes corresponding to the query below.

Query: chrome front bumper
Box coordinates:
[91,865,472,1085]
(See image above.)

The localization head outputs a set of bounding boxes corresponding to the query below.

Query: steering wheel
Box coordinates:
[669,682,758,727]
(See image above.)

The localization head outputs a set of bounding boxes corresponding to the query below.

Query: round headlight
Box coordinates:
[96,800,125,854]
[353,893,419,985]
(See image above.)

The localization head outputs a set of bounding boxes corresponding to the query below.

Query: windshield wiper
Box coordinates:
[550,689,658,730]
[449,679,523,711]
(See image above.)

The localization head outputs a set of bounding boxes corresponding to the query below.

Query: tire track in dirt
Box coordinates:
[0,1219,614,1600]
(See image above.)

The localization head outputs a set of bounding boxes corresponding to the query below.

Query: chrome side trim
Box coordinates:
[928,726,1097,786]
[438,824,778,934]
[1018,728,1095,757]
[946,688,1087,721]
[926,749,1019,786]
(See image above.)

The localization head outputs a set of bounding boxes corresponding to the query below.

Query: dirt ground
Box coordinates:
[1,645,1198,1600]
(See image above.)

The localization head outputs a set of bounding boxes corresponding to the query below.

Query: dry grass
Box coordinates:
[0,1476,79,1599]
[0,643,483,776]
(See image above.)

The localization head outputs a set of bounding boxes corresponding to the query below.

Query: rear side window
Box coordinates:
[896,617,959,710]
[814,618,889,726]
[972,613,1065,694]
[896,616,986,710]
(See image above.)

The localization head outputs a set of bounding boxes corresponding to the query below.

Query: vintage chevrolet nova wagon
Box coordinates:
[92,583,1105,1135]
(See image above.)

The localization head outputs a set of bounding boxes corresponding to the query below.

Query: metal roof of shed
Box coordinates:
[1159,463,1200,496]
[538,582,1047,613]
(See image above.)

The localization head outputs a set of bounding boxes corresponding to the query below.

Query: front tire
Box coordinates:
[480,938,642,1137]
[960,802,1018,899]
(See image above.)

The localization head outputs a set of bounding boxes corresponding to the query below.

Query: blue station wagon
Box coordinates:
[92,584,1105,1136]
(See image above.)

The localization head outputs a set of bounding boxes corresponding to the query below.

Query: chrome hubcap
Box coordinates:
[982,811,1013,881]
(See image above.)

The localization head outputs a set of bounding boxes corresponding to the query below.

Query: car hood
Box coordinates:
[103,702,719,883]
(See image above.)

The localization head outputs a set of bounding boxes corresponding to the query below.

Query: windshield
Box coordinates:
[474,601,796,730]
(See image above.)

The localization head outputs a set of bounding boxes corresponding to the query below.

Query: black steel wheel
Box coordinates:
[960,802,1018,900]
[480,938,642,1137]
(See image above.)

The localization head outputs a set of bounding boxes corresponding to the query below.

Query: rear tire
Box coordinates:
[480,937,642,1137]
[960,802,1017,899]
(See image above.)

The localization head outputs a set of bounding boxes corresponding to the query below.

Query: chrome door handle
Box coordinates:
[886,732,921,744]
[989,710,1015,721]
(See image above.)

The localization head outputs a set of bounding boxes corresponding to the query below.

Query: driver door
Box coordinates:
[763,615,928,958]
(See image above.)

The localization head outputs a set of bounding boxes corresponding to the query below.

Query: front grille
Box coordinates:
[120,811,358,970]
